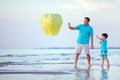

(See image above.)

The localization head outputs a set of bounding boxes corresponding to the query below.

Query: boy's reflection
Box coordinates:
[101,69,108,80]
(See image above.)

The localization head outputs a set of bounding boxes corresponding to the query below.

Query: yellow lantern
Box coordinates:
[40,14,63,36]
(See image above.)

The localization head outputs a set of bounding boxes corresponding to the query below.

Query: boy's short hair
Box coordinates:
[102,33,108,39]
[85,17,90,22]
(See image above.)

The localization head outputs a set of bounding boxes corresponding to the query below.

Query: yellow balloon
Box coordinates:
[40,14,63,36]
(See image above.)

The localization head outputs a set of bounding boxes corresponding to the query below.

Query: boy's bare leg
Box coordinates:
[86,54,91,69]
[106,58,110,69]
[101,58,104,68]
[74,53,79,68]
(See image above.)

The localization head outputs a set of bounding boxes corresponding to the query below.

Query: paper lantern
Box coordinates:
[40,14,63,36]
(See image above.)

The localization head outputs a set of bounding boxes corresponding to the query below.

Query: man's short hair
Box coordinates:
[85,17,90,22]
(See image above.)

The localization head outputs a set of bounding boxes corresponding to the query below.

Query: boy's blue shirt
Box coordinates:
[101,39,107,52]
[75,24,93,44]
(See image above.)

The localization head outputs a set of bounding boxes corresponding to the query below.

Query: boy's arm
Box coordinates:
[90,36,94,49]
[96,35,103,41]
[68,22,76,30]
[96,35,103,44]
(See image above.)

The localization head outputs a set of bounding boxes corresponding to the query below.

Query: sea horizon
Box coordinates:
[0,47,120,50]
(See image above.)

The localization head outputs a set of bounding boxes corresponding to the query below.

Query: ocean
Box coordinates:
[0,49,120,71]
[0,49,120,80]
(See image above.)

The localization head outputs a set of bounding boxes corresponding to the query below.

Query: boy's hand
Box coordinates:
[96,35,99,38]
[96,35,102,41]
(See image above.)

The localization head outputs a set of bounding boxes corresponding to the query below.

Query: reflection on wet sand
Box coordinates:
[74,68,95,80]
[101,69,108,80]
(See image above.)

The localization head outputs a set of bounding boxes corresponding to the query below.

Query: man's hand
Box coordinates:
[67,22,75,30]
[90,44,94,49]
[68,22,71,28]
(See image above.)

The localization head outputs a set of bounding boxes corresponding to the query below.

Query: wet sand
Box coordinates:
[0,65,120,80]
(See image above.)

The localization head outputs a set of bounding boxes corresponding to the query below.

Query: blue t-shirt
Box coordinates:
[75,24,93,44]
[101,39,107,52]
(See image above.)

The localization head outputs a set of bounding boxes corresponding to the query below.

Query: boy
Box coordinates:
[68,17,94,69]
[96,33,110,69]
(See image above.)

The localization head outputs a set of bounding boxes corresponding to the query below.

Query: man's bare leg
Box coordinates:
[86,54,91,69]
[74,53,79,68]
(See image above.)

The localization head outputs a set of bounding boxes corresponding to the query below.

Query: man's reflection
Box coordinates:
[74,68,95,80]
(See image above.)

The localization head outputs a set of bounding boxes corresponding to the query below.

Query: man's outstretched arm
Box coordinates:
[68,22,76,30]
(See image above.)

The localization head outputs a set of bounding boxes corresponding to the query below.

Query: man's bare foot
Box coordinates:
[101,65,103,68]
[88,64,92,69]
[74,65,77,69]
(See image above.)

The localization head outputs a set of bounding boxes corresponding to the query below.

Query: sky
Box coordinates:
[0,0,120,49]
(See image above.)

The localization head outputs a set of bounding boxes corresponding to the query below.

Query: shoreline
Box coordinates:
[0,71,72,75]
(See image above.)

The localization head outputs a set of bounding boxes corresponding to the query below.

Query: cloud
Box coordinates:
[58,0,120,11]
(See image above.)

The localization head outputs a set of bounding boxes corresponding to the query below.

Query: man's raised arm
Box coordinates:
[68,22,76,30]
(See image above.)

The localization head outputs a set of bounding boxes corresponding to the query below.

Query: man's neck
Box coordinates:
[84,24,89,26]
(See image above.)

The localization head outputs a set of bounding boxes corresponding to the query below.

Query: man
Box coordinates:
[68,17,94,69]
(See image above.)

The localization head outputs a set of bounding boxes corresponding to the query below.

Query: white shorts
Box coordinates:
[75,44,90,54]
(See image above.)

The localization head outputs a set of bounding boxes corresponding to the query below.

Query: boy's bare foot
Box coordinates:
[106,65,110,69]
[88,64,92,69]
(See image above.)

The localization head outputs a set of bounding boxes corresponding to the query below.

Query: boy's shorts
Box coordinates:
[75,44,89,55]
[101,51,108,58]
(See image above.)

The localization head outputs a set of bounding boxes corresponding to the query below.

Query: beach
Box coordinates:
[0,49,120,80]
